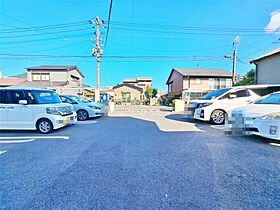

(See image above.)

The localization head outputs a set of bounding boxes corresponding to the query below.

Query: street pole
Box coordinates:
[90,16,104,102]
[232,45,237,85]
[232,36,240,85]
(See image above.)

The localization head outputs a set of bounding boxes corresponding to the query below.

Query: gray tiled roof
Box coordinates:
[12,81,68,88]
[174,68,232,77]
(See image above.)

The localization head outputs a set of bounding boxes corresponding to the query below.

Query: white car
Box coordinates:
[227,92,280,140]
[59,95,103,121]
[0,88,77,133]
[190,85,280,125]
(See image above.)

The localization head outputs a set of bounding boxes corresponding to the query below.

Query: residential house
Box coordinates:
[166,68,232,98]
[13,65,88,96]
[250,48,280,84]
[113,84,144,102]
[123,77,152,92]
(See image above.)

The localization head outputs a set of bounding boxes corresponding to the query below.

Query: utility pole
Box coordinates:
[90,16,104,102]
[225,36,240,86]
[232,36,240,85]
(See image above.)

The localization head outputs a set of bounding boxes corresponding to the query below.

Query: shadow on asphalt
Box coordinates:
[164,113,279,146]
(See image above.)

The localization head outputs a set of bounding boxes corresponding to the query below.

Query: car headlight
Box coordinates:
[46,106,73,115]
[46,107,61,115]
[198,102,213,108]
[88,105,101,110]
[261,112,280,120]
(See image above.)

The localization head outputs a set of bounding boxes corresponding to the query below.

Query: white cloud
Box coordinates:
[265,9,280,34]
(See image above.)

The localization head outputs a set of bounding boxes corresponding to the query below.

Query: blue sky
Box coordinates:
[0,0,279,91]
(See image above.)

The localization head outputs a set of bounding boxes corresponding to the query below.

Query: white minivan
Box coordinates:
[0,88,77,133]
[189,85,280,125]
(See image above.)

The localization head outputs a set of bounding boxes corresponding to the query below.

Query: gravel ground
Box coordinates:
[0,106,279,209]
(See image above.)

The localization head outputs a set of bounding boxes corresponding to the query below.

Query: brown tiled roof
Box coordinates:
[0,78,26,87]
[250,47,280,63]
[26,65,85,78]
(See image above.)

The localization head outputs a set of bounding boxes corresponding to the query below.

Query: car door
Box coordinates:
[0,90,9,129]
[6,89,34,129]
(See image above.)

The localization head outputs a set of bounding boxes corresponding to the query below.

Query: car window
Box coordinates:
[7,90,26,104]
[0,90,7,104]
[202,88,231,100]
[31,90,61,104]
[250,87,280,96]
[255,93,280,104]
[25,90,37,104]
[234,89,250,98]
[60,96,73,104]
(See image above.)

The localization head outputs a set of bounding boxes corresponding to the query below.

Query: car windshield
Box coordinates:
[254,93,280,104]
[31,90,61,104]
[202,88,231,100]
[69,96,90,103]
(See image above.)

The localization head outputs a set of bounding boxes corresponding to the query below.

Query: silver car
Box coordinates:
[59,95,103,121]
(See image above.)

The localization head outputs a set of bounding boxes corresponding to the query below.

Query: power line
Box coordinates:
[110,27,271,37]
[104,0,114,46]
[0,57,224,63]
[108,20,280,33]
[0,53,226,59]
[0,21,89,33]
[0,27,92,38]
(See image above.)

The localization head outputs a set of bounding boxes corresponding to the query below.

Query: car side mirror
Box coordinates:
[229,94,237,99]
[19,100,28,105]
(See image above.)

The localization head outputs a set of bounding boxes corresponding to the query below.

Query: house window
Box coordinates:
[32,73,50,81]
[220,78,226,88]
[209,78,215,89]
[32,73,41,81]
[195,78,201,84]
[226,79,232,87]
[41,73,50,81]
[168,83,172,92]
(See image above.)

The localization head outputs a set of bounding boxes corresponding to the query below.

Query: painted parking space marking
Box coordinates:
[0,139,35,144]
[210,125,225,130]
[76,121,98,125]
[269,143,280,147]
[0,136,69,140]
[0,150,7,155]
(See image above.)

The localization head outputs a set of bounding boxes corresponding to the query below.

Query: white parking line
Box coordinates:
[76,121,98,125]
[0,139,36,144]
[0,136,69,140]
[210,125,226,130]
[0,150,7,155]
[269,143,280,147]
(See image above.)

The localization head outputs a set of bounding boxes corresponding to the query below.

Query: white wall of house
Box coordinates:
[27,69,83,86]
[255,53,280,84]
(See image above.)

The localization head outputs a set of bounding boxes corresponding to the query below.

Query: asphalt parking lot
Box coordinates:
[0,106,280,209]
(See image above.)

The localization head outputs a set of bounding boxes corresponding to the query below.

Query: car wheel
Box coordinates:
[36,119,53,134]
[210,110,226,125]
[77,110,89,121]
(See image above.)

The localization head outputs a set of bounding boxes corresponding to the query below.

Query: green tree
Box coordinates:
[235,69,255,86]
[145,85,158,99]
